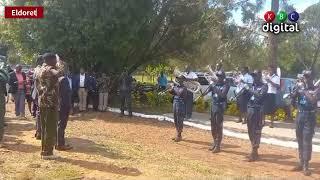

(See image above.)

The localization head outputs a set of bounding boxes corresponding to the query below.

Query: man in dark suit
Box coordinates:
[73,68,89,112]
[9,64,27,118]
[56,69,73,151]
[87,72,98,111]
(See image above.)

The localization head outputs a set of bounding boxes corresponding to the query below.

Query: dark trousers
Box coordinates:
[36,105,41,137]
[296,111,316,163]
[247,107,264,148]
[210,104,224,147]
[120,92,132,116]
[40,107,58,156]
[185,91,193,119]
[0,94,5,142]
[173,100,185,133]
[57,106,70,146]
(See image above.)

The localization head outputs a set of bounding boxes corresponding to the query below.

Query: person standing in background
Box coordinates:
[97,73,110,111]
[74,68,89,112]
[263,65,280,128]
[236,67,253,124]
[56,66,73,151]
[25,70,34,116]
[87,72,98,111]
[119,68,133,117]
[9,64,27,119]
[157,71,168,91]
[184,65,198,120]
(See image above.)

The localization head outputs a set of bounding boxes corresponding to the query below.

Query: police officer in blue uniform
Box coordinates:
[202,70,230,153]
[246,70,268,162]
[169,77,187,142]
[291,70,319,176]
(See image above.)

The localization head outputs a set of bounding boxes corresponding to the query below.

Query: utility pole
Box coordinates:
[269,0,279,67]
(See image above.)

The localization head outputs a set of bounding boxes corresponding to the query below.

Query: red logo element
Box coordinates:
[5,6,44,18]
[264,11,275,23]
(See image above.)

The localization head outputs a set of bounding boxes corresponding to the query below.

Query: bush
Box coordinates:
[145,91,172,107]
[194,97,209,113]
[225,102,240,116]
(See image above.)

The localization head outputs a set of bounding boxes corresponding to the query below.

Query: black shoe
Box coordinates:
[291,164,303,172]
[303,163,311,176]
[236,119,242,123]
[212,146,220,153]
[208,141,216,151]
[4,123,7,127]
[248,153,258,162]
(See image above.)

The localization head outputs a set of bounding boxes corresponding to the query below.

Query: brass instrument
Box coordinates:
[158,68,202,97]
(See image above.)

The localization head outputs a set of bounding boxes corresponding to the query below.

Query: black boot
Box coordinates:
[291,161,303,171]
[208,140,216,151]
[172,131,182,142]
[212,139,221,153]
[303,161,311,176]
[248,147,258,162]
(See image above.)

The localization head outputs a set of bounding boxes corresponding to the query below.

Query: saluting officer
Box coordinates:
[291,70,319,176]
[246,70,268,161]
[202,71,229,153]
[169,76,187,142]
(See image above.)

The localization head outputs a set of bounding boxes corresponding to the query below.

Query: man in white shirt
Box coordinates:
[236,67,253,124]
[184,65,198,119]
[263,65,280,128]
[77,68,88,112]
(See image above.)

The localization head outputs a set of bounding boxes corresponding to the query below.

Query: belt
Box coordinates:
[248,106,262,108]
[299,110,316,113]
[79,87,86,88]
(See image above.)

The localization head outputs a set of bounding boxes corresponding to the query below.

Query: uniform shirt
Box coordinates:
[37,62,65,108]
[209,82,230,104]
[171,85,187,101]
[79,74,85,87]
[185,71,198,80]
[296,86,320,111]
[97,76,110,93]
[267,74,280,94]
[247,82,268,107]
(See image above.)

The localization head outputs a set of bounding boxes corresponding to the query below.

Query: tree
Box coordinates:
[1,0,214,74]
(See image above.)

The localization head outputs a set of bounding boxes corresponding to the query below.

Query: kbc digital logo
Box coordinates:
[262,10,300,34]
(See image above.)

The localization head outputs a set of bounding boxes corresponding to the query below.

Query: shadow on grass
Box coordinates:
[68,137,130,160]
[56,157,142,176]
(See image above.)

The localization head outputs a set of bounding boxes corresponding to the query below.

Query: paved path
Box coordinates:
[163,112,320,149]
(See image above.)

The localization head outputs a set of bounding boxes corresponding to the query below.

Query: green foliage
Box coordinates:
[225,102,240,116]
[145,91,172,107]
[194,97,209,113]
[1,0,213,73]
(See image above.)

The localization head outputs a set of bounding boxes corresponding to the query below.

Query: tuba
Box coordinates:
[173,68,201,94]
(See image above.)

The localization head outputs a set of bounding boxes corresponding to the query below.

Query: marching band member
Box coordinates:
[184,65,198,119]
[291,70,319,176]
[202,70,230,153]
[263,65,280,128]
[245,70,268,162]
[236,67,253,124]
[169,76,187,142]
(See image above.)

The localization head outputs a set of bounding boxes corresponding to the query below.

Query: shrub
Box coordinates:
[194,97,209,113]
[225,101,240,116]
[145,91,172,107]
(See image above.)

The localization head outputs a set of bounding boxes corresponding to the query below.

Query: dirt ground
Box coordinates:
[1,103,320,180]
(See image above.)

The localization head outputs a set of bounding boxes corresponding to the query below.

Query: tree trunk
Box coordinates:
[269,0,279,67]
